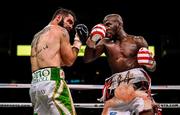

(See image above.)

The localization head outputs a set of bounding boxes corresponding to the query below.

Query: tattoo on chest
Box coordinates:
[31,27,50,57]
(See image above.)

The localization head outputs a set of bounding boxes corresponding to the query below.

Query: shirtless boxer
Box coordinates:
[84,14,160,115]
[29,8,88,115]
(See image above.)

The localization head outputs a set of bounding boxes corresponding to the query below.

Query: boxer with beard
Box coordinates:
[29,8,88,115]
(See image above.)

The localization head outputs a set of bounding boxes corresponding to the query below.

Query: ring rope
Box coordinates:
[0,103,180,108]
[0,83,180,90]
[0,83,180,109]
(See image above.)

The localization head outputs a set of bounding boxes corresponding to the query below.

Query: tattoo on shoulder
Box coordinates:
[60,28,67,38]
[31,27,50,48]
[31,26,50,57]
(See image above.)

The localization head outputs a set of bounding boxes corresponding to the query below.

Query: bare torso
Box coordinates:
[30,25,65,72]
[103,35,148,73]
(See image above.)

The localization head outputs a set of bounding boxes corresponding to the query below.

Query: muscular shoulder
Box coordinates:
[50,25,70,41]
[58,26,69,40]
[51,25,68,35]
[129,35,148,48]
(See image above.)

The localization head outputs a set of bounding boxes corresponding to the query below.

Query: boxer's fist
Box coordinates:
[137,47,154,66]
[75,24,89,40]
[90,24,106,44]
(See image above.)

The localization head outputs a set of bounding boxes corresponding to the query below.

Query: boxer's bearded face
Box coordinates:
[58,17,72,32]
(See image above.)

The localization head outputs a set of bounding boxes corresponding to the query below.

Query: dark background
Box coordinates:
[0,0,180,114]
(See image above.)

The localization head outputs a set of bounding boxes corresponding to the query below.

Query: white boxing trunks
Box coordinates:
[29,67,76,115]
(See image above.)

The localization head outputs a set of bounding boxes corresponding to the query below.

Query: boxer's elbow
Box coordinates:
[62,57,76,67]
[65,61,74,67]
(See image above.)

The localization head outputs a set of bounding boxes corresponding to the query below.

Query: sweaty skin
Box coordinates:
[84,15,148,74]
[84,14,156,115]
[84,29,148,74]
[29,9,81,115]
[101,35,148,74]
[31,14,78,72]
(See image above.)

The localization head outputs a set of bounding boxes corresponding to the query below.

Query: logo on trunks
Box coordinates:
[32,69,51,83]
[118,71,134,84]
[42,69,50,77]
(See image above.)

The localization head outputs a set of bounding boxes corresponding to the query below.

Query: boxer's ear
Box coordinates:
[56,15,62,21]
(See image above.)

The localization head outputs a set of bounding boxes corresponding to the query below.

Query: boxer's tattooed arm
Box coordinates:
[31,27,50,57]
[61,27,67,38]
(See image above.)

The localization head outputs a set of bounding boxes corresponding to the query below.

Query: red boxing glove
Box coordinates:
[137,47,154,66]
[90,24,106,44]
